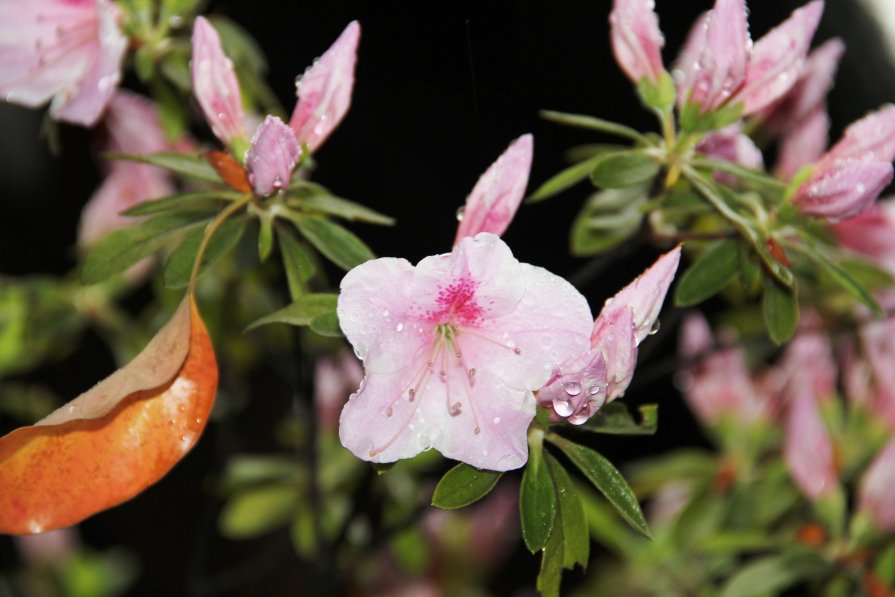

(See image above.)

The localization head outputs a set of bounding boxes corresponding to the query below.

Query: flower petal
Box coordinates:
[453,134,533,246]
[784,386,837,500]
[672,11,709,102]
[609,0,666,84]
[826,103,895,164]
[245,115,301,196]
[859,437,895,532]
[688,0,750,111]
[289,21,360,153]
[793,159,893,221]
[190,16,245,143]
[733,0,824,115]
[774,107,829,180]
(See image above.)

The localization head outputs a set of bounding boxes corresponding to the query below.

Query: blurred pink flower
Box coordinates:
[609,0,665,85]
[792,105,895,221]
[0,0,127,126]
[78,92,175,246]
[774,108,829,180]
[831,200,895,269]
[453,134,533,246]
[784,385,837,500]
[314,350,363,432]
[191,16,246,145]
[858,437,895,532]
[289,21,360,153]
[337,233,591,470]
[537,247,680,424]
[697,123,764,182]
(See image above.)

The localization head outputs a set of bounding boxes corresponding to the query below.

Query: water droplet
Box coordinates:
[554,398,574,417]
[195,417,203,426]
[353,346,363,360]
[493,417,501,424]
[395,322,404,332]
[169,14,184,27]
[587,384,601,396]
[564,381,582,397]
[178,405,185,412]
[456,205,466,221]
[856,183,866,195]
[649,319,661,336]
[382,309,389,317]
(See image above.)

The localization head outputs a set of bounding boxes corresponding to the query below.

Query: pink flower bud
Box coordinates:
[289,21,360,153]
[244,115,301,197]
[784,386,838,500]
[453,134,533,246]
[685,0,750,111]
[792,159,893,222]
[609,0,665,84]
[191,17,246,143]
[859,437,895,532]
[831,200,895,268]
[0,0,127,126]
[697,123,764,182]
[825,104,895,164]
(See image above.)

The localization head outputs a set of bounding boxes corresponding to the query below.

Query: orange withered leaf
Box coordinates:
[0,296,218,534]
[205,150,252,193]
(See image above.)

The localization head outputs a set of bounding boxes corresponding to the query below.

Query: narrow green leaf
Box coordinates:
[548,434,651,538]
[106,151,223,184]
[244,294,338,331]
[738,243,761,294]
[838,255,895,290]
[539,110,643,142]
[288,213,375,271]
[674,239,740,306]
[431,463,503,509]
[536,516,564,597]
[691,157,786,191]
[309,311,342,337]
[278,230,316,299]
[545,453,589,569]
[798,245,884,316]
[163,216,247,288]
[293,195,395,226]
[590,151,661,189]
[570,187,646,257]
[81,212,208,284]
[527,155,603,203]
[762,278,799,345]
[258,217,274,262]
[719,551,827,597]
[122,191,239,216]
[579,403,658,436]
[520,447,557,553]
[218,485,298,539]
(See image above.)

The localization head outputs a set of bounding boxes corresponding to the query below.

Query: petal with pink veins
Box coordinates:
[454,134,533,246]
[609,0,666,84]
[190,17,245,144]
[793,159,893,222]
[687,0,750,111]
[289,21,360,153]
[245,115,301,196]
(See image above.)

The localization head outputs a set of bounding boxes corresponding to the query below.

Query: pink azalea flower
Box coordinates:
[191,16,246,144]
[78,92,175,245]
[0,0,127,126]
[609,0,665,85]
[678,313,769,425]
[675,0,823,116]
[858,437,895,532]
[697,123,764,183]
[453,134,533,246]
[537,247,680,424]
[337,233,592,471]
[244,115,301,197]
[784,385,838,500]
[831,200,895,270]
[774,108,829,180]
[314,350,364,432]
[856,315,895,429]
[289,21,360,153]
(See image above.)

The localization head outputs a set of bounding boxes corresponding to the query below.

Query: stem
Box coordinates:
[187,193,253,295]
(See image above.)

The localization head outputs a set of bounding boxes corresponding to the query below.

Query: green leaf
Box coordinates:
[278,230,316,299]
[431,463,503,509]
[636,71,675,111]
[527,155,603,203]
[288,214,376,271]
[545,453,589,570]
[838,255,895,290]
[798,245,884,316]
[570,187,646,257]
[258,216,274,262]
[578,403,658,436]
[762,277,799,345]
[719,551,827,597]
[520,446,557,553]
[106,151,223,184]
[219,485,298,539]
[539,110,644,142]
[674,239,740,306]
[536,516,564,597]
[548,434,651,538]
[244,294,338,331]
[122,191,239,216]
[292,194,395,226]
[738,243,761,294]
[163,216,247,288]
[309,311,342,337]
[590,151,661,189]
[81,212,208,284]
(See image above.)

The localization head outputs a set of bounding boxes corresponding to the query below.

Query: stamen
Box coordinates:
[457,327,524,356]
[451,334,483,435]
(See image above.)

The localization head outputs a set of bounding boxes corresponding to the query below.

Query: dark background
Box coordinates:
[1,1,893,594]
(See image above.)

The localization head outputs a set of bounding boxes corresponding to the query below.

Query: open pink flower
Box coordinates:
[337,233,592,471]
[792,105,895,221]
[78,92,175,245]
[609,0,665,85]
[454,134,533,246]
[859,437,895,532]
[289,21,360,153]
[537,247,680,424]
[0,0,127,126]
[675,0,823,116]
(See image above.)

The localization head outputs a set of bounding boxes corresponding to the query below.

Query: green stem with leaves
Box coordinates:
[188,193,254,294]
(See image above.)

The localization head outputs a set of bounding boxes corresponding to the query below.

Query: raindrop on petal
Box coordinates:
[649,319,661,336]
[563,381,582,397]
[456,205,466,221]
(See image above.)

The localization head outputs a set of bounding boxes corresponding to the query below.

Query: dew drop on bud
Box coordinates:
[563,381,582,397]
[649,319,661,336]
[456,205,466,221]
[554,398,574,417]
[395,322,404,332]
[587,384,601,396]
